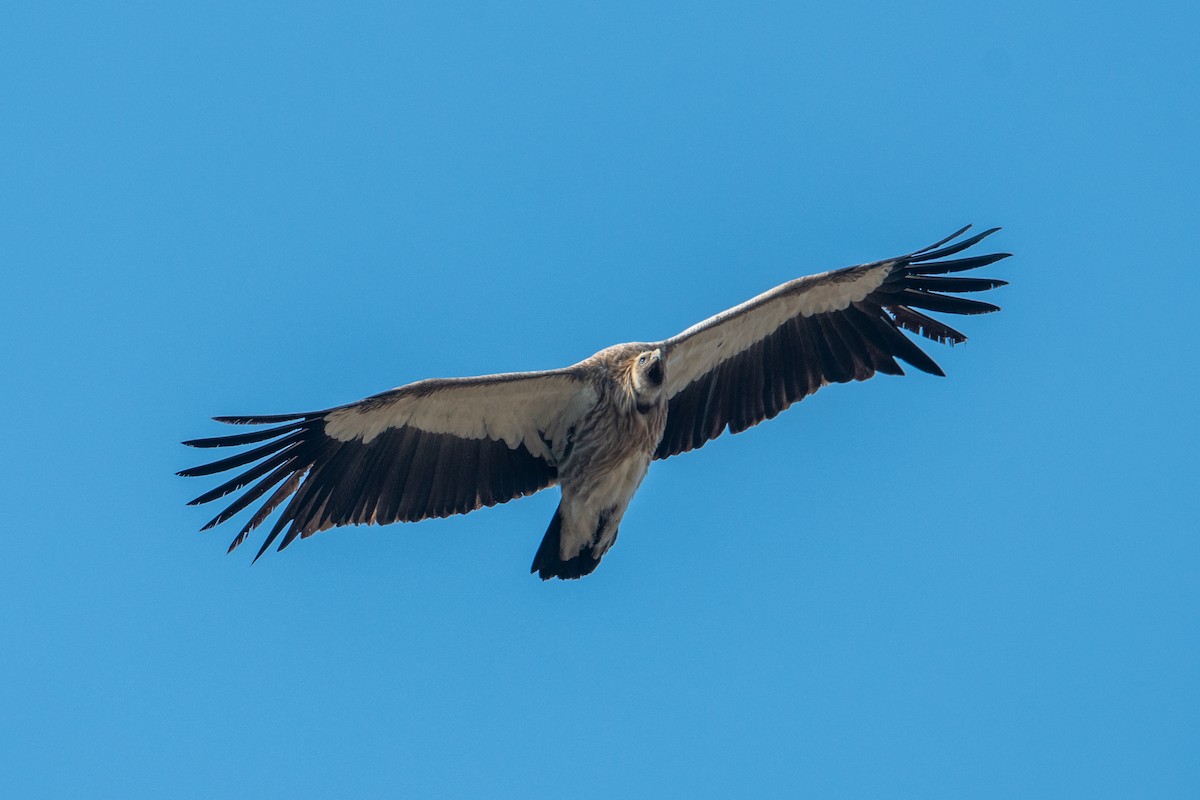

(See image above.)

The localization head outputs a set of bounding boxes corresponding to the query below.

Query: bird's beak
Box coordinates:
[647,350,664,385]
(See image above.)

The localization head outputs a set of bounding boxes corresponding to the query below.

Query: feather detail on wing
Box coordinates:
[180,370,598,560]
[654,226,1010,459]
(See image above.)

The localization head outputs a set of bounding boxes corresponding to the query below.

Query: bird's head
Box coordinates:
[629,347,665,410]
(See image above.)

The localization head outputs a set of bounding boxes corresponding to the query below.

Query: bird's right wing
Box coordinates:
[180,369,598,560]
[655,226,1010,459]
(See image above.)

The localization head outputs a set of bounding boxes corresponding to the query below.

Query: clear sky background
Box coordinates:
[3,2,1197,797]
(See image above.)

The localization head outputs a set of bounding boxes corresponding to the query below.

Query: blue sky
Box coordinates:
[3,1,1197,797]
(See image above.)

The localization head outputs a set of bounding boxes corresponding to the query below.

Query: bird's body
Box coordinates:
[531,343,669,578]
[182,226,1011,579]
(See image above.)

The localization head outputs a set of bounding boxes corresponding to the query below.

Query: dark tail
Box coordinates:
[530,504,603,581]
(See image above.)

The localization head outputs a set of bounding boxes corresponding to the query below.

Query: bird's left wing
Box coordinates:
[655,226,1010,459]
[180,369,597,560]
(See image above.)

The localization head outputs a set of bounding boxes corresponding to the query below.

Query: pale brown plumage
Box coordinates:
[530,344,668,578]
[181,226,1010,579]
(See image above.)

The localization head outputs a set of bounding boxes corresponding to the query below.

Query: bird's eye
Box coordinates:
[638,355,646,364]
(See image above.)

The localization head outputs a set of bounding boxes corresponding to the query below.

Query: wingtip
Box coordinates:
[251,536,276,563]
[912,224,972,255]
[213,412,311,425]
[911,224,1008,258]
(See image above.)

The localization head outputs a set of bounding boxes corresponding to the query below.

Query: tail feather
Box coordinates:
[530,504,603,581]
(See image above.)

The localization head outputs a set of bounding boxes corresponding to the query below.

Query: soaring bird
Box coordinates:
[181,226,1009,579]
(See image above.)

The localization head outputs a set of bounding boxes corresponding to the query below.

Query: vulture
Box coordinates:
[181,226,1009,579]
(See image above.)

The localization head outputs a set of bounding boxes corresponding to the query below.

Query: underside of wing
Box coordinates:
[180,370,596,560]
[655,226,1010,459]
